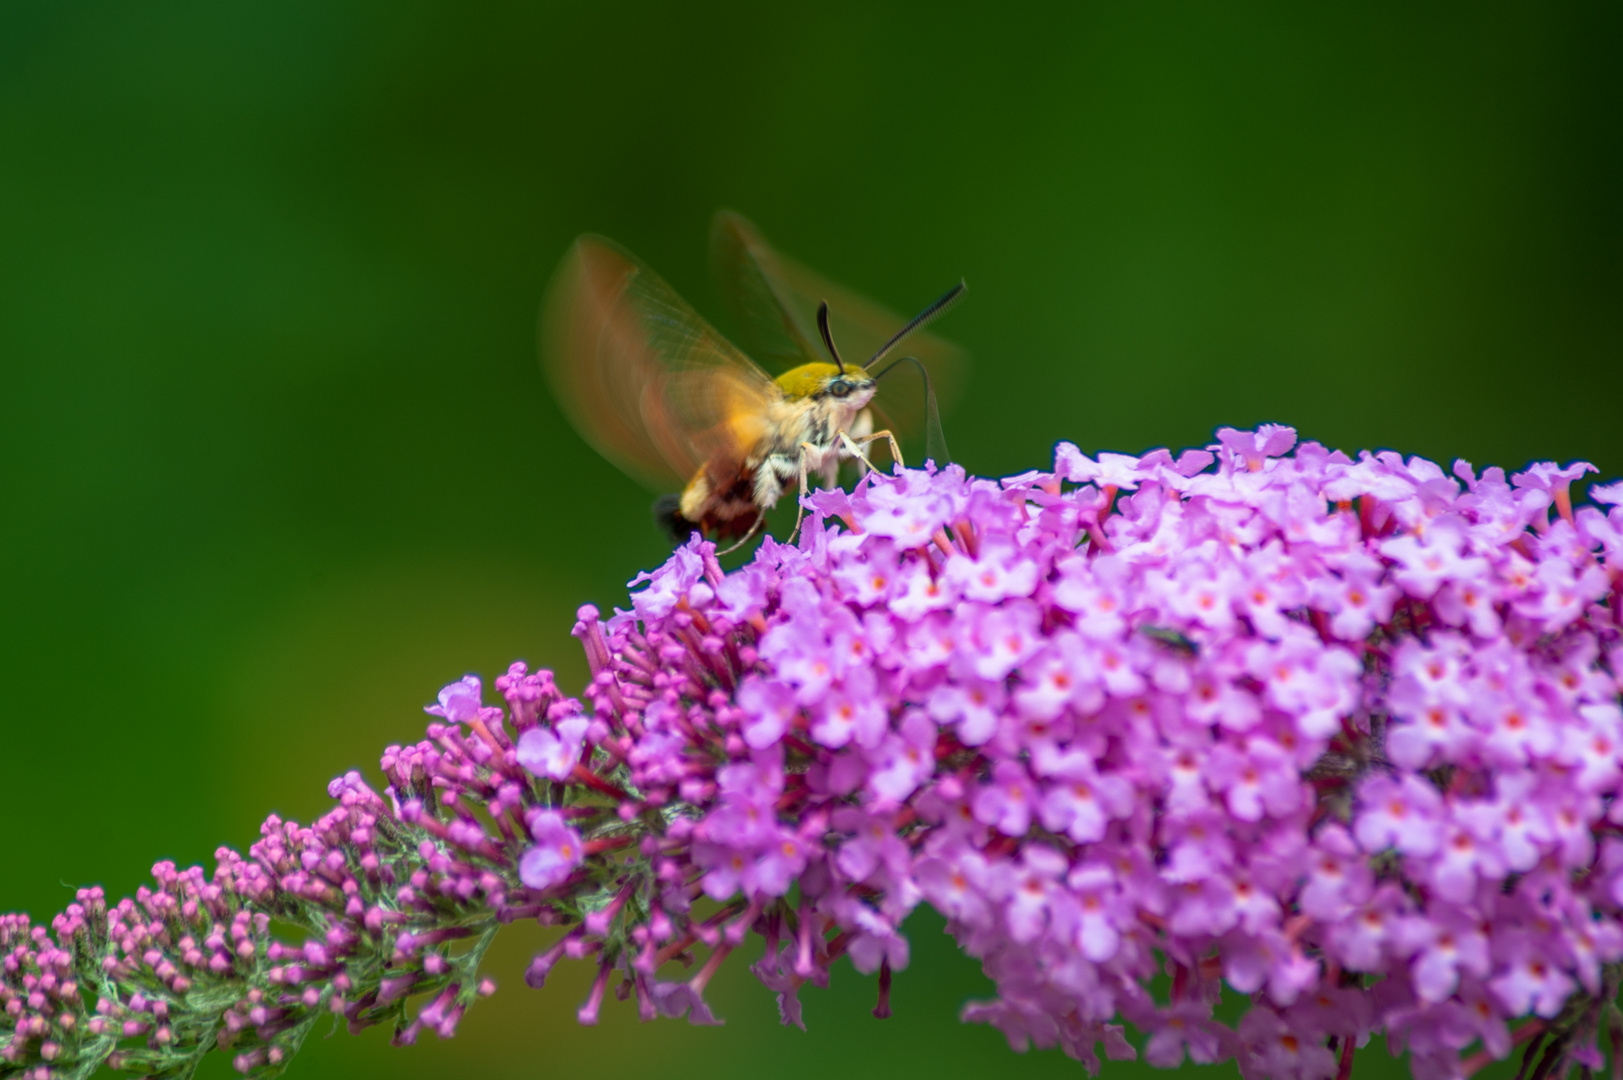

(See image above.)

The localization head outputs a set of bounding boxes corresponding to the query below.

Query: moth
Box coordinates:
[541,211,966,550]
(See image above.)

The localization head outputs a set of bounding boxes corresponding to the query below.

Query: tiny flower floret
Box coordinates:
[520,811,585,891]
[515,716,589,780]
[424,674,483,724]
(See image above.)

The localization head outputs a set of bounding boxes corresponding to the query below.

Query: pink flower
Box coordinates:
[916,847,994,928]
[1204,736,1302,822]
[811,669,886,749]
[1489,935,1578,1019]
[1380,516,1486,599]
[1355,774,1446,857]
[1314,559,1400,640]
[736,675,797,749]
[1055,444,1150,490]
[1034,745,1133,842]
[1401,905,1490,1004]
[926,676,1005,746]
[866,711,938,803]
[945,537,1040,602]
[1216,424,1297,470]
[964,599,1043,680]
[973,760,1036,837]
[1143,1002,1233,1067]
[425,674,484,723]
[515,715,589,780]
[520,811,584,890]
[10,427,1623,1080]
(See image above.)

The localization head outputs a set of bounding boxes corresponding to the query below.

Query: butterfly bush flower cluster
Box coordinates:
[5,426,1623,1080]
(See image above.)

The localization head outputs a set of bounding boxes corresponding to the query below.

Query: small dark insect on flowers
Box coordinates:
[541,211,968,553]
[1140,625,1200,656]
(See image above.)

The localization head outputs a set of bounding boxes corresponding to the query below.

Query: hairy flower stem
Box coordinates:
[1,772,515,1080]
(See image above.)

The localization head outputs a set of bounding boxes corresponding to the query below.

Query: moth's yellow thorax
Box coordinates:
[775,362,842,401]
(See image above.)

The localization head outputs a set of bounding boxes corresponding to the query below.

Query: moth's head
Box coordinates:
[781,286,968,413]
[776,362,877,407]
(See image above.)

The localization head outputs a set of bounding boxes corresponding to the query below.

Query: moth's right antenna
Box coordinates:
[866,280,967,370]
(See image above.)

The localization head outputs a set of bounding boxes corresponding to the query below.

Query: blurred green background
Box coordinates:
[1,2,1618,1077]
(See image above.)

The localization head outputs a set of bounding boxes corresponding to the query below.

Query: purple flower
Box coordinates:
[973,760,1036,836]
[1354,774,1446,857]
[1314,560,1399,640]
[1590,479,1623,506]
[1067,861,1129,961]
[964,599,1043,681]
[515,715,589,780]
[811,669,887,749]
[748,830,807,896]
[1216,423,1297,470]
[1204,736,1301,822]
[626,540,708,621]
[1056,443,1150,489]
[425,674,483,723]
[1489,934,1579,1019]
[1145,1001,1234,1068]
[1299,825,1371,921]
[1400,904,1490,1004]
[927,676,1005,746]
[736,675,797,749]
[8,425,1623,1080]
[1033,745,1132,842]
[520,811,584,890]
[866,710,937,803]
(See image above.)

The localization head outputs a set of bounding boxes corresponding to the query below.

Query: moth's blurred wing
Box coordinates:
[710,210,822,368]
[709,210,967,452]
[541,235,779,492]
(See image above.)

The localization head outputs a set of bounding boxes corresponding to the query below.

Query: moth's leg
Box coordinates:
[787,442,818,547]
[856,428,908,470]
[843,409,908,467]
[840,410,875,477]
[839,429,904,474]
[717,510,766,557]
[836,431,877,475]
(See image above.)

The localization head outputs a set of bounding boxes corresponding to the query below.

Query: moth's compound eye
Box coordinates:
[830,381,851,398]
